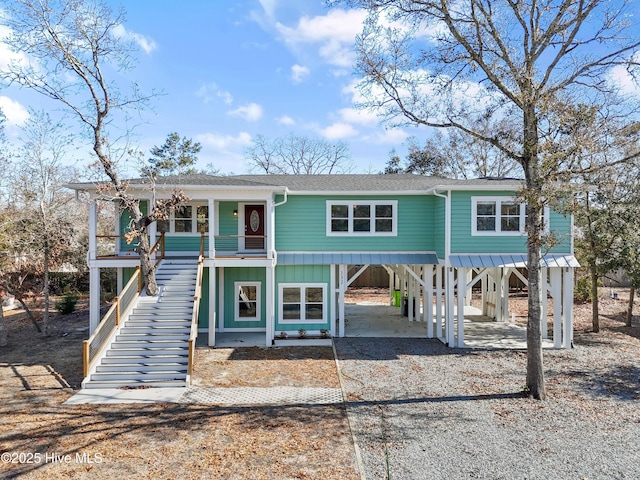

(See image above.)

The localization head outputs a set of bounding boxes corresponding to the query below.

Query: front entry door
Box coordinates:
[244,205,265,250]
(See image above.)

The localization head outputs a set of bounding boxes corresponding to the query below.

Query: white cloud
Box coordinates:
[371,128,409,144]
[196,83,234,105]
[338,107,377,126]
[258,0,279,18]
[112,24,157,54]
[291,64,310,83]
[0,25,28,71]
[228,102,264,121]
[196,131,252,150]
[319,122,358,140]
[0,96,29,126]
[276,8,367,67]
[607,64,640,97]
[276,115,295,125]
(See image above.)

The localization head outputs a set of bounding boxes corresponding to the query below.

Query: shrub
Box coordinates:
[55,293,78,315]
[574,275,601,303]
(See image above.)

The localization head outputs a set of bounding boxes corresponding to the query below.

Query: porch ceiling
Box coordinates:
[449,254,580,269]
[277,252,439,265]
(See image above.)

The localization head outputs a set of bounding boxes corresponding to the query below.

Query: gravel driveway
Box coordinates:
[334,337,640,480]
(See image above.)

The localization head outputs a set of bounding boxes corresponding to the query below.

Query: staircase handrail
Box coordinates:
[188,254,204,383]
[83,267,142,377]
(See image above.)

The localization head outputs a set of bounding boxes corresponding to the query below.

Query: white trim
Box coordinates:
[233,281,262,322]
[472,196,526,236]
[278,283,328,325]
[156,201,210,235]
[326,200,398,236]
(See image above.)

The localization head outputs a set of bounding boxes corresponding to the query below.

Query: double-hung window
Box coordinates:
[472,197,525,235]
[234,282,261,322]
[327,201,397,236]
[157,203,209,234]
[279,284,326,324]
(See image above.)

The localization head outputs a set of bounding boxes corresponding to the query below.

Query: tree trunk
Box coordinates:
[137,228,158,296]
[525,205,546,400]
[43,240,50,336]
[523,102,546,400]
[590,264,600,333]
[627,286,635,328]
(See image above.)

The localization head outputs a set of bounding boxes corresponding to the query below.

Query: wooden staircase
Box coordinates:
[82,259,199,389]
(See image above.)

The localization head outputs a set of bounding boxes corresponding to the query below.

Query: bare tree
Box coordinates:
[1,0,185,295]
[338,0,640,399]
[245,133,354,174]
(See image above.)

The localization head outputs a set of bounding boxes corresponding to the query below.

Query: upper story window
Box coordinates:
[327,201,397,236]
[472,197,548,236]
[157,203,208,234]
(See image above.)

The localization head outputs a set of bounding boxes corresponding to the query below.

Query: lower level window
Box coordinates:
[234,282,261,321]
[279,283,326,324]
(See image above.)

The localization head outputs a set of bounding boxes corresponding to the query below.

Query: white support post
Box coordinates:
[330,264,337,337]
[208,198,216,259]
[113,200,120,256]
[89,267,100,334]
[408,266,415,321]
[339,264,347,337]
[388,268,394,306]
[446,267,455,347]
[149,218,157,262]
[266,265,275,347]
[494,268,503,322]
[502,268,510,322]
[267,197,275,259]
[563,268,574,348]
[464,269,472,307]
[425,265,433,337]
[218,268,225,333]
[88,201,97,261]
[457,267,466,347]
[541,267,548,339]
[481,273,487,316]
[208,266,217,346]
[550,268,562,348]
[435,265,443,339]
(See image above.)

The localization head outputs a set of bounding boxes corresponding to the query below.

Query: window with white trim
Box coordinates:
[279,283,326,324]
[234,282,261,322]
[157,203,208,234]
[327,201,397,236]
[472,197,548,235]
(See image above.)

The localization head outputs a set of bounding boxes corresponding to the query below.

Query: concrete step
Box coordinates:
[112,341,189,350]
[106,346,189,356]
[101,355,188,365]
[96,363,188,373]
[90,371,187,382]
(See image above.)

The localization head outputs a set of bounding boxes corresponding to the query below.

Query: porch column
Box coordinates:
[408,265,415,321]
[208,198,216,259]
[88,201,97,261]
[550,268,562,348]
[457,267,466,347]
[208,266,216,346]
[445,267,455,347]
[113,200,120,256]
[501,268,510,322]
[266,265,275,347]
[330,264,337,337]
[424,265,433,337]
[435,265,443,339]
[338,264,347,337]
[266,197,275,259]
[89,267,100,334]
[563,267,574,348]
[494,268,503,322]
[464,269,473,307]
[541,267,548,339]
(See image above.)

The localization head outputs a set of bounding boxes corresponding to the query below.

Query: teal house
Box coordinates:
[70,174,577,388]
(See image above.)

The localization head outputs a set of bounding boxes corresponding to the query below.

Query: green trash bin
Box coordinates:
[393,289,401,307]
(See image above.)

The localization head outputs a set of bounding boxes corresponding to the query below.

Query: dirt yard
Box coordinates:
[1,288,639,479]
[0,300,359,480]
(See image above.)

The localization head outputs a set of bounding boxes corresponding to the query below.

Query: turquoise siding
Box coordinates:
[275,264,332,332]
[161,236,209,253]
[198,268,209,328]
[217,201,239,251]
[434,196,446,259]
[275,195,435,252]
[119,201,148,252]
[220,267,266,329]
[450,191,572,254]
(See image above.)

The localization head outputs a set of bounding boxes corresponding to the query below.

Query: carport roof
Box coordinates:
[449,254,580,268]
[277,252,440,265]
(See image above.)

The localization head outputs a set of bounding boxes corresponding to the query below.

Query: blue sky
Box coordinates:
[0,0,413,175]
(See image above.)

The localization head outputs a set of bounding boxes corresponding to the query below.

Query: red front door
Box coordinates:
[244,205,265,250]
